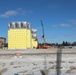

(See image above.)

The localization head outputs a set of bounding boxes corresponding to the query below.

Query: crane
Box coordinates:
[36,20,51,49]
[41,20,46,45]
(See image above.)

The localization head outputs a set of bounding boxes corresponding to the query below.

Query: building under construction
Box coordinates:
[8,21,38,49]
[0,37,6,48]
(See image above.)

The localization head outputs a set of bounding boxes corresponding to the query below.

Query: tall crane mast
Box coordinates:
[41,20,46,45]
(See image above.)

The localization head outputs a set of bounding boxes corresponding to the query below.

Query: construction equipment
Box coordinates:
[41,20,46,45]
[36,20,51,49]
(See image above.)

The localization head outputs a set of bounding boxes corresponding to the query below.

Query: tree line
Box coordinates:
[39,41,76,47]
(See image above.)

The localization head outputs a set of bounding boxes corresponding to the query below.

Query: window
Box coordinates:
[27,23,30,29]
[15,23,20,28]
[21,22,27,28]
[23,23,27,28]
[32,34,37,39]
[21,22,24,28]
[10,23,14,28]
[31,29,37,34]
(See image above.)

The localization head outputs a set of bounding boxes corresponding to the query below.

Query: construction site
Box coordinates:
[0,21,76,75]
[0,48,76,75]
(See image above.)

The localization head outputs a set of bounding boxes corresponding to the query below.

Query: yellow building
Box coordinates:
[8,22,38,49]
[32,39,38,48]
[31,29,38,48]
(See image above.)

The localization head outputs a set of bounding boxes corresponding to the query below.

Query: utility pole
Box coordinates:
[56,48,62,75]
[44,53,47,75]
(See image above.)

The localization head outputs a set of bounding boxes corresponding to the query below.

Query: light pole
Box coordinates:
[44,53,48,75]
[56,47,62,75]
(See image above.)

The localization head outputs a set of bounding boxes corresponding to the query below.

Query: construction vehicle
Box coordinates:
[36,20,51,49]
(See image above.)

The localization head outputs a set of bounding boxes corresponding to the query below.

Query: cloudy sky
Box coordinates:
[0,0,76,43]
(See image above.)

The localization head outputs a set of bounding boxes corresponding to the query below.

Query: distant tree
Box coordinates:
[62,41,71,46]
[56,43,58,46]
[72,42,76,46]
[51,43,55,46]
[62,41,65,46]
[68,42,71,46]
[65,41,68,46]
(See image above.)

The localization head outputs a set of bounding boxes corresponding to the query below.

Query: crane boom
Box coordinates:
[41,20,46,45]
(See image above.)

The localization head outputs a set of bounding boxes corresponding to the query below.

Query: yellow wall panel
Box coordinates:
[8,29,38,49]
[8,29,29,49]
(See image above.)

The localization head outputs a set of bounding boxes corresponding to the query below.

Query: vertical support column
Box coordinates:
[56,48,62,75]
[44,53,48,75]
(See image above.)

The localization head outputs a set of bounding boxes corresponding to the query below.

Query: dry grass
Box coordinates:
[0,68,8,73]
[49,62,54,64]
[10,62,14,65]
[13,66,21,68]
[65,67,76,74]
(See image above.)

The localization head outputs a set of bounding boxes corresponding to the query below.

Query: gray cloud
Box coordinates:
[69,20,76,24]
[0,8,34,18]
[59,24,70,27]
[64,34,76,37]
[52,24,70,27]
[0,10,17,18]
